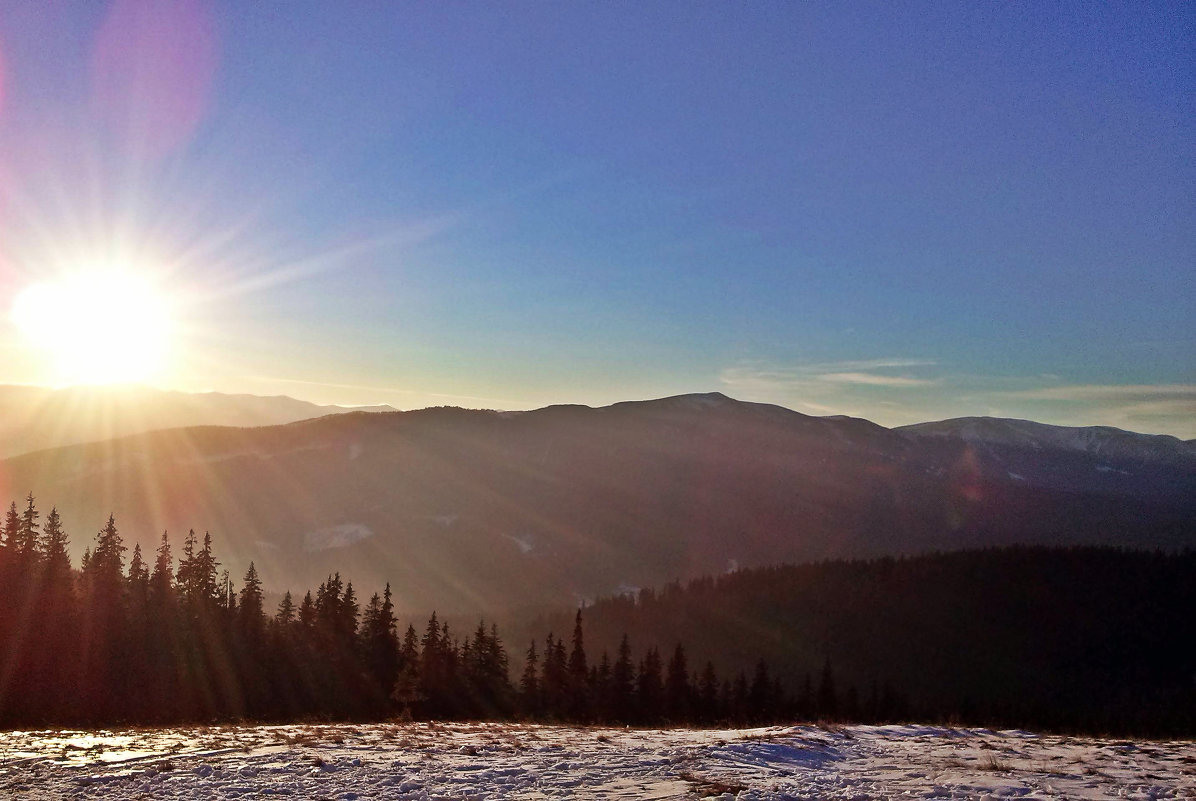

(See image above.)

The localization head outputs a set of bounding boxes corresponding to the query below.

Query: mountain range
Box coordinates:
[1,391,1192,614]
[0,384,394,458]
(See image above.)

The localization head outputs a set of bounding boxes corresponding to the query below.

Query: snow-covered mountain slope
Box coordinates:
[897,415,1196,501]
[899,415,1196,463]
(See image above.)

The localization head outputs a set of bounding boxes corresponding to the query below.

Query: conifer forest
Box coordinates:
[0,495,1191,737]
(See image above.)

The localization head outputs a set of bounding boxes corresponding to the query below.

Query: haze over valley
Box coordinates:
[3,389,1191,613]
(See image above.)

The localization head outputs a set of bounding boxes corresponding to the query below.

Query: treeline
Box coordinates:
[523,546,1196,737]
[0,496,823,727]
[4,496,1191,735]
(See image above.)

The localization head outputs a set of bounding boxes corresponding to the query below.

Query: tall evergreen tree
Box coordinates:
[567,610,590,720]
[176,529,219,610]
[275,591,296,626]
[636,647,664,724]
[298,591,316,629]
[1,501,19,550]
[697,661,720,723]
[610,633,635,722]
[32,507,76,719]
[39,508,72,590]
[392,624,422,717]
[238,562,264,637]
[665,643,691,721]
[88,515,126,585]
[149,533,173,603]
[339,582,359,643]
[359,584,399,702]
[749,659,773,722]
[419,612,445,717]
[78,515,127,720]
[17,493,40,562]
[520,640,540,716]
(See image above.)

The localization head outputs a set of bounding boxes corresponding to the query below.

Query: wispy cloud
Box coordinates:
[719,358,939,394]
[812,358,938,371]
[717,358,942,422]
[718,362,1196,438]
[816,372,938,387]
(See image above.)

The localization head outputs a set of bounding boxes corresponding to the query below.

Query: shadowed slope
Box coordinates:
[1,393,1192,613]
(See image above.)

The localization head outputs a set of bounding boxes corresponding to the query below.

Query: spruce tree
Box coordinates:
[238,562,264,637]
[275,591,295,626]
[79,515,128,720]
[593,652,612,722]
[339,581,359,643]
[359,585,399,702]
[127,543,151,625]
[298,591,316,629]
[39,507,72,589]
[636,647,664,724]
[665,643,691,721]
[1,501,19,550]
[697,661,720,723]
[89,514,126,585]
[17,493,40,562]
[128,543,150,587]
[610,634,635,723]
[520,640,540,716]
[150,532,173,603]
[730,671,749,723]
[391,624,422,718]
[419,612,444,717]
[567,610,590,720]
[34,507,76,719]
[749,659,772,722]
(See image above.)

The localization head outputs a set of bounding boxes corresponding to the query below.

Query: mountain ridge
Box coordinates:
[0,383,395,458]
[2,392,1191,613]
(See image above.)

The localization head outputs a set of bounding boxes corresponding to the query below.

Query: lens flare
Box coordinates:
[10,268,174,385]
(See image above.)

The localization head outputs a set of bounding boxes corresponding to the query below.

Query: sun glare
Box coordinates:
[10,268,174,385]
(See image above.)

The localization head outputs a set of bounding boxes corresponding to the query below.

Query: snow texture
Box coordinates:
[0,722,1192,799]
[303,523,374,552]
[503,533,534,553]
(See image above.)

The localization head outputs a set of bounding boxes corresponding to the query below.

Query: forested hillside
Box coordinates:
[2,495,1191,735]
[517,547,1196,736]
[0,497,792,728]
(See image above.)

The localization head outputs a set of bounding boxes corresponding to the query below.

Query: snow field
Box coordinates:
[0,721,1191,799]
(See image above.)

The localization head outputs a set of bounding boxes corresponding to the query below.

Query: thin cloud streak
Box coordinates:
[719,358,939,394]
[719,362,1196,438]
[815,358,938,371]
[817,372,938,387]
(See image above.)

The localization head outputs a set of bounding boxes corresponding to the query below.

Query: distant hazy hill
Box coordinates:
[0,384,394,457]
[1,392,1192,613]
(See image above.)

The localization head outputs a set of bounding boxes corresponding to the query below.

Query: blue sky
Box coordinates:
[0,2,1193,435]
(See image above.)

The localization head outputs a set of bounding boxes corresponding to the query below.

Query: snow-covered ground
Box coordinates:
[0,721,1191,799]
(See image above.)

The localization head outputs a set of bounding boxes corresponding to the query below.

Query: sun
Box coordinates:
[10,267,175,385]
